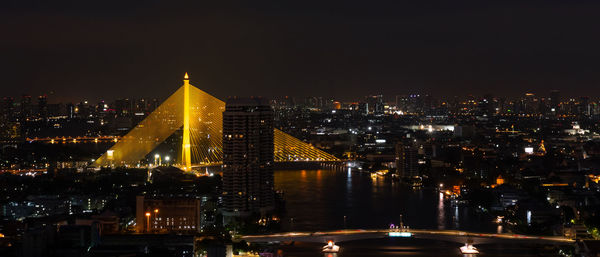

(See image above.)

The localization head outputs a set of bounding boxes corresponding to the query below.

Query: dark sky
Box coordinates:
[2,0,600,103]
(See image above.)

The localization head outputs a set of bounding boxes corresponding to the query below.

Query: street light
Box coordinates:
[145,212,151,233]
[154,154,159,166]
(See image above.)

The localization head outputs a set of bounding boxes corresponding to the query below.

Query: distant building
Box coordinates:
[222,97,275,219]
[395,141,418,178]
[550,90,560,111]
[21,95,32,119]
[135,195,202,233]
[115,98,132,117]
[357,102,369,115]
[365,95,384,114]
[332,101,341,110]
[66,103,75,118]
[1,97,14,121]
[37,95,47,119]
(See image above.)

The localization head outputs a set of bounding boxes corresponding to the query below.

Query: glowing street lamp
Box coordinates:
[145,212,151,233]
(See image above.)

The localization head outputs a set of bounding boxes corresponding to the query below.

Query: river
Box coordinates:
[274,169,499,233]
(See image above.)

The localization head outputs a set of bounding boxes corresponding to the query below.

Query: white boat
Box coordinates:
[460,243,479,254]
[322,241,340,253]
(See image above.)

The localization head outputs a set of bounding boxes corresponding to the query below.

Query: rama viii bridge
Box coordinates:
[93,73,339,170]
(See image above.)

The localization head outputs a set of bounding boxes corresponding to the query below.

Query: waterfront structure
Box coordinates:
[222,97,275,218]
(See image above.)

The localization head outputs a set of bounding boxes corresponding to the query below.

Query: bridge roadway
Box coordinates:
[241,229,574,246]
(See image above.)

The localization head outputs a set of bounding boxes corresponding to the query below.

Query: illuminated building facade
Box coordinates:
[135,195,202,233]
[222,98,275,218]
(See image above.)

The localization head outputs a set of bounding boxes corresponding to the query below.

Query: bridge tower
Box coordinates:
[181,73,192,170]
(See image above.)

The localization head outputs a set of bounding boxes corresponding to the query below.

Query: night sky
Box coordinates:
[2,0,600,102]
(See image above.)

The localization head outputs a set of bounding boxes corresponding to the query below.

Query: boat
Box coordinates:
[322,240,340,253]
[460,243,479,254]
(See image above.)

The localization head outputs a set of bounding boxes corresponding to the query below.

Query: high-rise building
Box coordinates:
[479,94,494,116]
[20,95,32,119]
[395,141,418,179]
[523,93,537,114]
[136,98,147,113]
[578,96,590,116]
[77,101,90,118]
[395,95,409,112]
[550,90,560,111]
[150,98,159,112]
[66,103,75,118]
[37,95,47,119]
[115,98,132,117]
[358,102,369,115]
[1,97,14,121]
[365,95,384,114]
[222,97,274,219]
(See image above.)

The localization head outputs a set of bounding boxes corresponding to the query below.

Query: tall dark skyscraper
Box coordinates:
[365,95,384,114]
[579,96,590,116]
[395,141,418,179]
[37,95,47,119]
[550,90,560,110]
[115,98,132,117]
[20,95,32,119]
[222,97,275,219]
[1,97,14,121]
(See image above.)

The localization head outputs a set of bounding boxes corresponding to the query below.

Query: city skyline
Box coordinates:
[0,86,594,105]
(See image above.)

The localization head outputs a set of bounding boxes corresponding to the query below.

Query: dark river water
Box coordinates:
[274,169,499,233]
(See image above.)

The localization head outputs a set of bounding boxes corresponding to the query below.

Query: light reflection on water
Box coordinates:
[275,169,495,232]
[437,192,445,230]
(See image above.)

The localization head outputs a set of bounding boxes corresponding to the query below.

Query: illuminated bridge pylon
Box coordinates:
[93,74,339,169]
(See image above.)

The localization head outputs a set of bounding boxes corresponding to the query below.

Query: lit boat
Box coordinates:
[322,240,340,253]
[460,243,479,254]
[388,231,412,237]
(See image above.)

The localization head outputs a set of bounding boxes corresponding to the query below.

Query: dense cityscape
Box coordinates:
[1,84,600,256]
[4,1,600,257]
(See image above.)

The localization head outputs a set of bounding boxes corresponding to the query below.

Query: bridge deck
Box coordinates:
[241,229,574,245]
